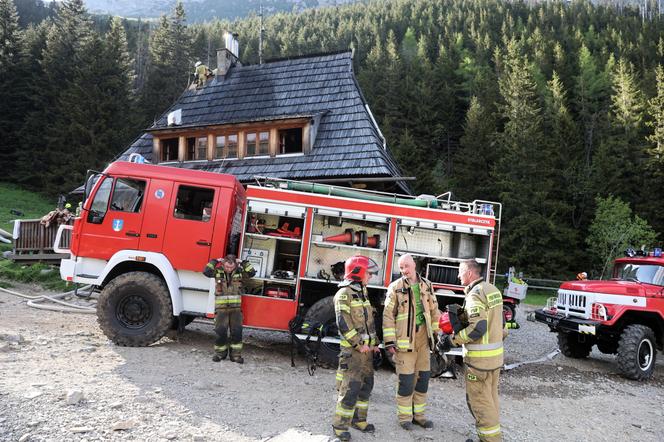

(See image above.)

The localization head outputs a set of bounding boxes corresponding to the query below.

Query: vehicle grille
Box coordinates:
[556,290,589,318]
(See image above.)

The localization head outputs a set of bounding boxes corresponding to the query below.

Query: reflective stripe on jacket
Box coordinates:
[334,281,377,349]
[453,278,504,370]
[383,274,440,352]
[203,259,256,309]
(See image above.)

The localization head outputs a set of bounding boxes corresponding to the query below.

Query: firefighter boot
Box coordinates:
[332,427,351,441]
[350,420,375,433]
[413,418,434,429]
[212,346,228,362]
[230,353,244,364]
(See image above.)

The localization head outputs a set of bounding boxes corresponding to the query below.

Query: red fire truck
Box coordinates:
[535,250,664,380]
[55,161,502,365]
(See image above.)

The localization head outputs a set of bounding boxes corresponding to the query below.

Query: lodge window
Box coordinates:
[195,137,207,160]
[279,128,303,154]
[161,138,178,162]
[214,133,238,159]
[246,131,269,157]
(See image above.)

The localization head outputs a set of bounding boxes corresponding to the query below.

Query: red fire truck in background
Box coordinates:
[55,161,503,366]
[535,250,664,380]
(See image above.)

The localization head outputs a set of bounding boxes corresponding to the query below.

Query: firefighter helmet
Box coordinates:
[439,312,453,334]
[344,255,379,282]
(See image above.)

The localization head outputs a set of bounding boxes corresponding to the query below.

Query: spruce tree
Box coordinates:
[594,58,646,205]
[140,1,192,124]
[0,0,22,176]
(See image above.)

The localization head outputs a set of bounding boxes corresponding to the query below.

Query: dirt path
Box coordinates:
[1,283,663,441]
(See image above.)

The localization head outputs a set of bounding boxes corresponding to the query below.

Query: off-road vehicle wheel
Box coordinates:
[97,272,173,346]
[303,296,339,367]
[617,324,657,380]
[557,331,593,358]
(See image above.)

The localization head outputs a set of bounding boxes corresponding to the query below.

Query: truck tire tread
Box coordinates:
[617,324,657,381]
[557,331,592,358]
[97,272,173,347]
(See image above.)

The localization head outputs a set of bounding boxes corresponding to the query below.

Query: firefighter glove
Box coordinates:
[436,332,453,354]
[447,304,465,334]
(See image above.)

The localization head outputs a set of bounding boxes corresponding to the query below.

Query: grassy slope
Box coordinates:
[0,182,57,232]
[0,182,67,290]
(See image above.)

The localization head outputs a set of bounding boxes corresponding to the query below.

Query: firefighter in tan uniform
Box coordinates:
[332,255,380,442]
[203,254,256,364]
[441,259,505,442]
[383,254,440,430]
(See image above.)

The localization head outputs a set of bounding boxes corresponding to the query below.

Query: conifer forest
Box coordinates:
[1,0,663,278]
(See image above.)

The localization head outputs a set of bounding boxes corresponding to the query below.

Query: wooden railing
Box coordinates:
[10,219,72,262]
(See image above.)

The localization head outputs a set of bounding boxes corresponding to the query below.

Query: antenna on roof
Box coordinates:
[259,0,264,65]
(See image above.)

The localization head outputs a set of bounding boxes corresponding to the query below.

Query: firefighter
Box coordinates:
[203,254,256,364]
[194,61,211,88]
[332,255,380,442]
[383,254,440,430]
[439,259,505,442]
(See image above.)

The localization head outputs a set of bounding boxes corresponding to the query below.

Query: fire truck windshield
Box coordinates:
[613,263,664,286]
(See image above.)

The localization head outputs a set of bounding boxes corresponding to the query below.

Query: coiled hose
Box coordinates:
[0,285,96,314]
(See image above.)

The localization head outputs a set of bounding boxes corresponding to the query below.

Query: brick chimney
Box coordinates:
[216,31,241,77]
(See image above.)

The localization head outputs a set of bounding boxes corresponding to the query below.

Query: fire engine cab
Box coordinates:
[535,250,664,380]
[55,162,502,365]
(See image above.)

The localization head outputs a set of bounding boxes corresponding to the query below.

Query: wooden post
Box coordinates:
[152,136,160,163]
[270,128,278,157]
[302,123,311,154]
[178,136,186,161]
[238,131,246,159]
[207,134,215,161]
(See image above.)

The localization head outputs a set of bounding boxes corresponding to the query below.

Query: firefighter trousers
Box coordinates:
[333,349,374,430]
[214,307,243,356]
[394,326,431,423]
[465,366,501,442]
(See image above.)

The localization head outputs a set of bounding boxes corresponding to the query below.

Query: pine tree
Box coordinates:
[0,0,22,176]
[140,1,192,124]
[646,65,664,162]
[454,96,498,201]
[493,40,574,276]
[594,59,646,204]
[18,0,96,193]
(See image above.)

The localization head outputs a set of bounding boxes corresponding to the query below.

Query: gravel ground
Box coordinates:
[1,282,663,442]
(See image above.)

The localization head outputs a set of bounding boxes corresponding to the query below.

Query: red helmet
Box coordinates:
[344,255,379,282]
[439,312,453,334]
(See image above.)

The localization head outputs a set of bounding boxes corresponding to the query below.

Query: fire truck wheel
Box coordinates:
[97,272,173,346]
[617,324,657,380]
[304,296,339,367]
[557,331,592,359]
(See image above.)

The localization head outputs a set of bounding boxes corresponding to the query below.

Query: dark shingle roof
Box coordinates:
[118,51,408,192]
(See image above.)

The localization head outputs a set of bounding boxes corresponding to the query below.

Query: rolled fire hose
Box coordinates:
[0,285,96,314]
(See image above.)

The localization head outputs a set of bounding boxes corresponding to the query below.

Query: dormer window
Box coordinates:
[161,138,178,162]
[153,119,309,163]
[214,134,238,159]
[196,137,207,160]
[246,131,269,157]
[279,128,303,154]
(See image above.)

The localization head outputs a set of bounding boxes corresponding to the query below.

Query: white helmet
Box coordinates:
[195,61,202,67]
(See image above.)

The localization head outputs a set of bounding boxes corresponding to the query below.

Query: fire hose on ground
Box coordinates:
[0,285,96,314]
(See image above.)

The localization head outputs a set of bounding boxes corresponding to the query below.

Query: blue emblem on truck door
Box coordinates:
[112,219,124,232]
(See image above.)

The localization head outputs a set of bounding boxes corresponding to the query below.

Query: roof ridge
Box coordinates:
[261,49,352,64]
